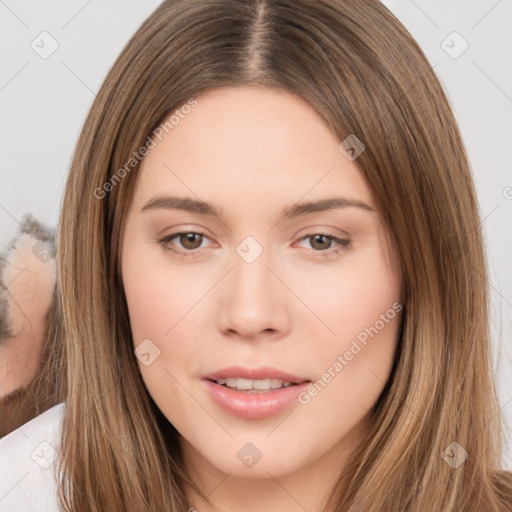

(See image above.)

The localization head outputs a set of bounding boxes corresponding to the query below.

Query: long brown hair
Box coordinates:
[52,0,512,510]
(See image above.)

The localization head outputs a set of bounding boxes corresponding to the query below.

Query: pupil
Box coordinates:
[311,235,329,250]
[182,233,201,249]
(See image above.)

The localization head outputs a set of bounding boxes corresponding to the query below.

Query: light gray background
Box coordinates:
[1,0,511,467]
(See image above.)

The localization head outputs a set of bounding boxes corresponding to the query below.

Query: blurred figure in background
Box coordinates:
[0,215,60,437]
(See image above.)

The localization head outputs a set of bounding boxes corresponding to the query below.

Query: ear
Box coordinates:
[0,214,56,436]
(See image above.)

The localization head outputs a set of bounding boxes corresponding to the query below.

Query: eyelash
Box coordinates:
[157,231,351,259]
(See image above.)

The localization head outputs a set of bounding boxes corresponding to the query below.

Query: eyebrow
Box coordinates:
[140,195,375,218]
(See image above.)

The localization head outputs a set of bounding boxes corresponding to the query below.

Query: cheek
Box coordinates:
[293,243,401,406]
[302,313,399,433]
[290,244,400,344]
[122,236,203,344]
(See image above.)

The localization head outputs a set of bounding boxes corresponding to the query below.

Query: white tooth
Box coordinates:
[253,379,271,390]
[226,378,239,388]
[236,378,253,390]
[216,378,227,385]
[270,379,284,389]
[283,382,291,387]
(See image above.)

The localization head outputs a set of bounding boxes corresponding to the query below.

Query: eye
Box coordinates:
[295,233,351,256]
[157,231,212,258]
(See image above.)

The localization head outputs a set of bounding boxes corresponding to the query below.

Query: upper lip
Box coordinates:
[202,366,310,384]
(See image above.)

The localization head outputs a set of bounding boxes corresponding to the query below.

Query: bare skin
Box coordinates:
[121,86,402,512]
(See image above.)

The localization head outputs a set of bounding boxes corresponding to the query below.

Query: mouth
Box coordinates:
[201,366,312,419]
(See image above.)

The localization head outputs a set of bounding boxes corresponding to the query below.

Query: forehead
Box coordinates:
[132,86,375,213]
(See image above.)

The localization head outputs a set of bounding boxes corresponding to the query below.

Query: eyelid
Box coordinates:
[292,224,352,239]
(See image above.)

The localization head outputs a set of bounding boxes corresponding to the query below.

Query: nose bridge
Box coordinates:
[231,239,275,312]
[217,236,287,337]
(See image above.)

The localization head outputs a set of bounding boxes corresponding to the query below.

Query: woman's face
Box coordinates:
[121,86,401,483]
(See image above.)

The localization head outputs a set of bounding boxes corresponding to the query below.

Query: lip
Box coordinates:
[202,365,309,384]
[201,365,311,420]
[202,380,311,419]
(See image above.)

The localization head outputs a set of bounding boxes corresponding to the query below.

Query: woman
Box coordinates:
[1,0,511,510]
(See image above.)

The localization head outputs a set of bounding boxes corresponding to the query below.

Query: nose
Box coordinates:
[216,244,290,340]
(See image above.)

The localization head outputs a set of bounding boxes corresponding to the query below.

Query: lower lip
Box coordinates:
[202,379,311,420]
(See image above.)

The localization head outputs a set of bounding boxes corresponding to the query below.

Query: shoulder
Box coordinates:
[0,403,65,512]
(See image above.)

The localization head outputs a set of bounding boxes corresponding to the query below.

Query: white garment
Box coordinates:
[0,403,65,512]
